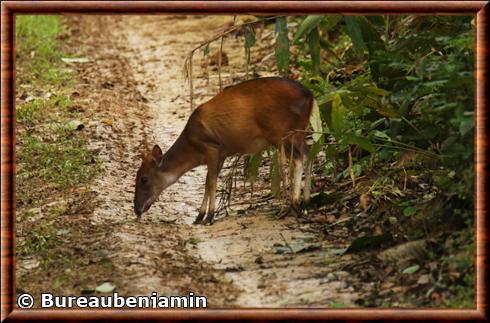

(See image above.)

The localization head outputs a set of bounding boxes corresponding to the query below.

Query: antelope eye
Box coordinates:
[141,176,148,185]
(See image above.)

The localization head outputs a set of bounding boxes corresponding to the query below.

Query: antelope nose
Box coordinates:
[134,205,142,217]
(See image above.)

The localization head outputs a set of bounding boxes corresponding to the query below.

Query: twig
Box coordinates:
[401,116,437,152]
[403,167,408,191]
[348,146,356,188]
[280,232,294,253]
[218,35,224,91]
[324,216,353,229]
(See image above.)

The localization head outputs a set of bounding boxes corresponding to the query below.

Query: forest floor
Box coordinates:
[15,15,474,308]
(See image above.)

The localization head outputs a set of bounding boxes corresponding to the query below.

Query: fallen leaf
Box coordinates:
[21,258,40,270]
[101,119,113,126]
[61,57,91,63]
[67,120,84,131]
[402,264,420,274]
[417,274,431,285]
[95,282,115,293]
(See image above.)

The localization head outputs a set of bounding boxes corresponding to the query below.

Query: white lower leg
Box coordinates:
[292,158,303,206]
[199,188,209,215]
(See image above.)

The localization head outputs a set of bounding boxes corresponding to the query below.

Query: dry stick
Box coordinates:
[216,156,241,215]
[186,54,194,111]
[245,45,250,80]
[218,35,224,91]
[403,167,408,191]
[279,232,294,253]
[348,146,356,188]
[325,216,353,229]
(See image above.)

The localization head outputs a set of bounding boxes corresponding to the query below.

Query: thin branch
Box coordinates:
[348,146,356,188]
[218,35,224,91]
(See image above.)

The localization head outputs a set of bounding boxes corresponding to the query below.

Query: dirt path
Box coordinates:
[81,15,371,307]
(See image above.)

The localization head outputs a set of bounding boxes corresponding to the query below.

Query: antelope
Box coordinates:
[134,77,315,225]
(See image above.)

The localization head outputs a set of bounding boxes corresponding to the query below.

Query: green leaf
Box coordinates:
[308,27,321,75]
[364,86,390,97]
[293,15,324,44]
[320,15,342,32]
[402,264,420,274]
[357,16,384,53]
[403,206,416,217]
[275,17,289,75]
[344,16,367,54]
[373,130,391,141]
[341,133,375,153]
[459,117,474,136]
[203,44,209,56]
[330,93,344,136]
[309,99,322,142]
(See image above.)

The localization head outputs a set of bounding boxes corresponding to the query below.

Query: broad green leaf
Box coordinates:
[317,92,335,106]
[309,99,322,142]
[330,93,344,136]
[275,17,289,75]
[341,133,375,153]
[364,86,390,97]
[293,15,324,44]
[344,16,367,55]
[402,264,420,274]
[357,16,384,53]
[320,15,342,32]
[308,27,321,75]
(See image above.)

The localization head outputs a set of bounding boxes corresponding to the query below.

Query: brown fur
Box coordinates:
[134,77,314,224]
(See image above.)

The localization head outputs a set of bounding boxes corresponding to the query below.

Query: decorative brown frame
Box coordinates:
[1,1,488,321]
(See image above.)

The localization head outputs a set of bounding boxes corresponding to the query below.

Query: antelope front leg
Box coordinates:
[202,153,223,225]
[194,179,209,224]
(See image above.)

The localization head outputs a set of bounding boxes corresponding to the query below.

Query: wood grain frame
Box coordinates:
[1,1,488,321]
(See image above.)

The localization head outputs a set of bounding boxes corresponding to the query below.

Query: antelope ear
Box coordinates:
[151,144,163,163]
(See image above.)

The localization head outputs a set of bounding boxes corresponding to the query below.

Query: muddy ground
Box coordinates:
[16,15,445,308]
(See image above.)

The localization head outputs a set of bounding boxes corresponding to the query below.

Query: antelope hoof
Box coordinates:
[202,214,215,225]
[193,213,205,225]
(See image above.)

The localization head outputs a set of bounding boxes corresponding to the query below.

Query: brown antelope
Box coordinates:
[134,77,315,224]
